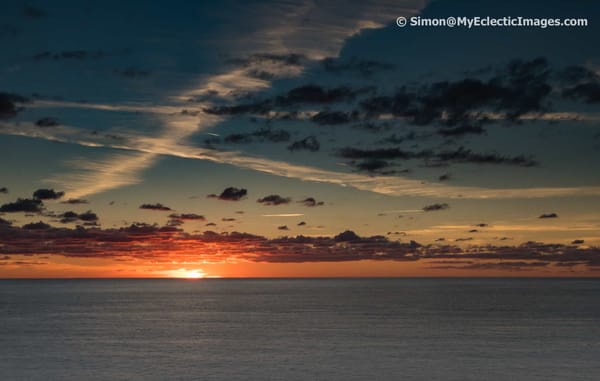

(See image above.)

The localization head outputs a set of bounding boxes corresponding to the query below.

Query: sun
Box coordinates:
[164,268,207,279]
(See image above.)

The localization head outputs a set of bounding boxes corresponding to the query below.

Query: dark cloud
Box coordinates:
[348,159,393,173]
[438,173,451,181]
[430,261,549,271]
[297,221,306,226]
[22,221,51,230]
[338,146,535,168]
[257,195,291,206]
[0,217,11,225]
[222,218,236,222]
[571,239,585,245]
[0,198,43,213]
[59,210,98,224]
[0,223,598,269]
[61,198,88,204]
[139,203,172,211]
[205,222,216,226]
[311,110,359,125]
[208,187,247,201]
[203,101,271,116]
[32,50,106,61]
[299,197,324,207]
[168,213,205,221]
[0,92,29,119]
[539,213,558,219]
[287,136,320,152]
[438,125,485,137]
[114,67,150,79]
[277,225,289,231]
[33,188,64,200]
[562,83,600,104]
[422,203,450,212]
[275,85,360,105]
[0,187,7,194]
[224,128,290,144]
[35,117,60,127]
[321,57,394,77]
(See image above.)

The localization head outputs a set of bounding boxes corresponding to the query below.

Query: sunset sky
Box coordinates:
[1,0,599,277]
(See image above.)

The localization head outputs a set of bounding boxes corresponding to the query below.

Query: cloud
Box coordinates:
[0,198,43,213]
[0,220,599,270]
[338,146,537,167]
[311,110,359,125]
[0,187,7,194]
[321,57,394,77]
[257,194,291,206]
[275,85,360,105]
[140,203,172,211]
[563,83,600,104]
[22,221,51,230]
[208,187,248,201]
[32,50,107,61]
[572,239,585,245]
[114,67,151,79]
[0,92,29,119]
[222,218,236,222]
[277,225,289,230]
[287,136,320,152]
[299,197,324,207]
[422,203,450,212]
[539,213,558,219]
[33,188,64,200]
[61,198,89,204]
[168,213,205,221]
[59,210,98,224]
[35,117,60,127]
[224,128,290,144]
[297,221,306,226]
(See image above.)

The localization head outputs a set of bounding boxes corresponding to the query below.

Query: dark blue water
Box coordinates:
[1,278,599,380]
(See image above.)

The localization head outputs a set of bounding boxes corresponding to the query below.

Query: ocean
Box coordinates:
[1,278,599,380]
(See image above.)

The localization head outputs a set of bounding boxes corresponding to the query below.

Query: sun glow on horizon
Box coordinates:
[164,268,208,279]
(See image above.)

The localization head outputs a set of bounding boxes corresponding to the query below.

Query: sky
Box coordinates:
[0,0,599,278]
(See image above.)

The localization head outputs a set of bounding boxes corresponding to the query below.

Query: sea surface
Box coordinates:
[1,278,599,380]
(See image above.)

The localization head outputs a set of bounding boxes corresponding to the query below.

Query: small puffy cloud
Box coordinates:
[299,197,324,207]
[0,198,43,213]
[297,221,306,226]
[539,213,558,219]
[139,203,172,211]
[168,213,205,221]
[257,195,291,206]
[59,210,98,224]
[61,199,89,204]
[35,117,60,127]
[278,225,289,230]
[208,187,247,201]
[33,189,64,200]
[422,203,450,212]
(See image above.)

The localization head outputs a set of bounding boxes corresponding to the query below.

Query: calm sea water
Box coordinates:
[1,278,599,380]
